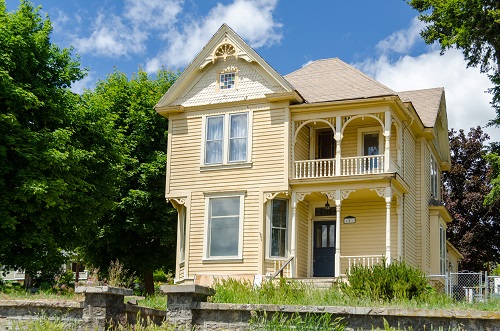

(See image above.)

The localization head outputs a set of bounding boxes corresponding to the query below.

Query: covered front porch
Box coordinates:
[282,186,404,278]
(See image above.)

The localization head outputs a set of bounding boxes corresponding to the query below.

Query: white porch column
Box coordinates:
[397,196,403,259]
[384,111,391,172]
[335,116,342,176]
[385,187,392,264]
[290,192,297,277]
[335,190,341,277]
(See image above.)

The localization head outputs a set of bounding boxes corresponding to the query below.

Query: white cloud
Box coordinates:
[356,49,499,142]
[145,0,282,72]
[73,0,182,58]
[376,17,426,55]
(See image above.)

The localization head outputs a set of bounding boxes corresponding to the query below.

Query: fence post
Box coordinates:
[76,286,133,330]
[161,284,215,329]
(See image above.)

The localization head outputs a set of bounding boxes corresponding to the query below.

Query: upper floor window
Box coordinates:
[204,112,248,165]
[220,72,236,90]
[431,156,439,198]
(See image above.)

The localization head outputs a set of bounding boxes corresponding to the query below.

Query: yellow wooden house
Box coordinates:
[155,24,459,283]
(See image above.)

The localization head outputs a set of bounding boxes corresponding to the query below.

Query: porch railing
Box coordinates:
[341,155,384,175]
[295,159,335,179]
[341,255,383,274]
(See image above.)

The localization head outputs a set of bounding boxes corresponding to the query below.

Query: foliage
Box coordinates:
[107,259,135,288]
[443,128,500,271]
[341,260,430,302]
[249,312,345,331]
[492,263,500,276]
[0,0,123,283]
[407,0,500,126]
[78,68,178,294]
[11,317,78,331]
[153,269,173,283]
[137,295,168,310]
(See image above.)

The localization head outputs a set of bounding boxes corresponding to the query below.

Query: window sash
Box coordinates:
[208,197,240,257]
[205,116,223,164]
[270,199,288,258]
[179,206,186,263]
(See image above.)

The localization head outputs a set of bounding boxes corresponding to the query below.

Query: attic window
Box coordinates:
[220,72,236,90]
[215,43,236,61]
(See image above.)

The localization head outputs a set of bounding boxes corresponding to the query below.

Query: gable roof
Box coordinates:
[284,58,397,103]
[155,24,298,111]
[398,88,444,127]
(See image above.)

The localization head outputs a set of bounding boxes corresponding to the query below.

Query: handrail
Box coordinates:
[271,255,294,279]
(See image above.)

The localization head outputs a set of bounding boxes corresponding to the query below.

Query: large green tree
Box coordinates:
[444,127,500,271]
[408,0,500,123]
[407,0,500,209]
[79,69,178,294]
[0,0,123,283]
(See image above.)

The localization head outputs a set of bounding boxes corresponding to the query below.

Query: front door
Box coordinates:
[313,220,336,277]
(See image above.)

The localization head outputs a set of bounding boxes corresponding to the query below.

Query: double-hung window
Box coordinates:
[439,224,446,274]
[204,112,249,165]
[269,199,288,258]
[205,193,244,259]
[179,206,187,263]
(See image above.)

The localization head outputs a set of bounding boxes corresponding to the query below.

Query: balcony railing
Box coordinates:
[341,155,384,175]
[293,155,385,179]
[295,158,335,179]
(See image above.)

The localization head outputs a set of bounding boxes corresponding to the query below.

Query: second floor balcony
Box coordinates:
[292,112,402,180]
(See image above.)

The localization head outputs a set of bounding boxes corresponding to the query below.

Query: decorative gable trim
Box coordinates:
[155,24,298,113]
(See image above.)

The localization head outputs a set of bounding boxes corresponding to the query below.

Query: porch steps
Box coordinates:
[292,277,338,288]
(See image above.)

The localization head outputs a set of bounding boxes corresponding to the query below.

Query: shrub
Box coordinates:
[107,259,134,288]
[342,260,430,302]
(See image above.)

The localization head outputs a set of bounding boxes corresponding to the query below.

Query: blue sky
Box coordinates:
[5,0,499,141]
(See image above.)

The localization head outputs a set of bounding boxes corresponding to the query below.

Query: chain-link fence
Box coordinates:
[428,272,500,303]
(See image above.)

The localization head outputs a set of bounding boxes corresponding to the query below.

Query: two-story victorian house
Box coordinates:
[155,24,460,284]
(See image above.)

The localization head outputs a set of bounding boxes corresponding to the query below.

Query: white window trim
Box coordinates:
[179,205,187,264]
[439,222,446,274]
[357,126,383,156]
[203,191,245,262]
[265,198,289,260]
[200,111,253,169]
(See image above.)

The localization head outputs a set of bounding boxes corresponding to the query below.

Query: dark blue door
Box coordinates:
[313,221,336,277]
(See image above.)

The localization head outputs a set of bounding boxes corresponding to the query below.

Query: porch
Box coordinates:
[292,111,402,180]
[268,187,403,279]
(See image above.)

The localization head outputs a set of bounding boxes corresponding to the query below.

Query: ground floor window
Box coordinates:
[440,224,446,274]
[179,205,187,263]
[206,194,244,258]
[270,199,288,258]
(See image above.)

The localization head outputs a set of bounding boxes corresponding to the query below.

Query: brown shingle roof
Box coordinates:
[398,88,444,127]
[284,58,396,103]
[284,58,445,128]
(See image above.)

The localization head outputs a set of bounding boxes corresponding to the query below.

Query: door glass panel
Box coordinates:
[329,225,335,248]
[322,225,328,247]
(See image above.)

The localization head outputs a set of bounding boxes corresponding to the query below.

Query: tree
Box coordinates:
[79,69,178,294]
[407,0,500,125]
[443,127,500,271]
[0,0,123,284]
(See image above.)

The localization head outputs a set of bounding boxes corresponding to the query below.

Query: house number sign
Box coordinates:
[343,216,356,224]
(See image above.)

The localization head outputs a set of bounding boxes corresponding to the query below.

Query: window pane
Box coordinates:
[210,217,239,256]
[271,229,286,257]
[328,225,335,248]
[229,114,247,162]
[363,133,379,156]
[272,199,287,228]
[206,141,222,164]
[211,197,240,216]
[207,117,223,139]
[322,225,328,247]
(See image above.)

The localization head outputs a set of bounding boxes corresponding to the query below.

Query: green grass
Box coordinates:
[136,295,168,310]
[211,277,500,311]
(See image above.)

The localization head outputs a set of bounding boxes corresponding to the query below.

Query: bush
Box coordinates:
[342,260,430,302]
[153,269,173,283]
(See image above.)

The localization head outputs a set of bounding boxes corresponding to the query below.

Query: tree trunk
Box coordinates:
[75,263,80,285]
[24,273,33,289]
[144,270,154,296]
